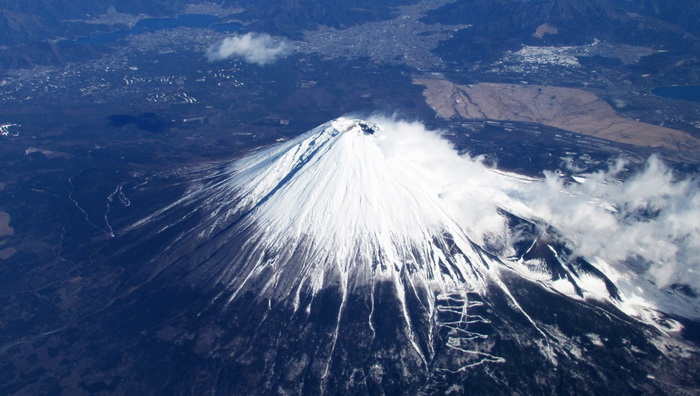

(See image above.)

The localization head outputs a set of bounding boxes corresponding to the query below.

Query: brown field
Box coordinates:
[415,78,700,154]
[0,212,13,237]
[0,247,17,260]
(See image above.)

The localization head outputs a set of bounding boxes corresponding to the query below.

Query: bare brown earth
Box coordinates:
[0,211,14,260]
[415,78,700,153]
[0,247,17,260]
[0,212,13,237]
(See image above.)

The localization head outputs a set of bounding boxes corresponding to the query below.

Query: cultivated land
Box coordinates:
[0,212,13,237]
[415,78,700,154]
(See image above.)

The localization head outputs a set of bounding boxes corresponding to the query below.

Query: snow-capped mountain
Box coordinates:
[134,117,659,312]
[118,117,698,394]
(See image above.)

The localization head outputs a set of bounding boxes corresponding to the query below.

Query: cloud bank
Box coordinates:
[365,115,699,317]
[518,156,699,319]
[206,33,292,65]
[526,157,700,289]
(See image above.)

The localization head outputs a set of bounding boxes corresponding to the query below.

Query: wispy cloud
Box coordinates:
[525,156,700,291]
[206,33,292,65]
[366,115,699,316]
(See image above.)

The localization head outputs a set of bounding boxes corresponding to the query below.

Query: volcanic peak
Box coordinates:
[331,117,381,135]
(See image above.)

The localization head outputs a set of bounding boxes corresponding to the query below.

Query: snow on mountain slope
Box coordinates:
[108,116,700,392]
[127,116,699,327]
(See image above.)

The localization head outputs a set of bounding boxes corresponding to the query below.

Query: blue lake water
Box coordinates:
[652,86,700,103]
[76,14,241,44]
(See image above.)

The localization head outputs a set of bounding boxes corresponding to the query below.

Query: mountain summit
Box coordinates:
[221,117,508,305]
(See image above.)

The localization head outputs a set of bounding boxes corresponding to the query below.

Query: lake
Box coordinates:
[652,85,700,103]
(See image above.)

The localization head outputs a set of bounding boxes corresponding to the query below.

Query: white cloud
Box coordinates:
[206,33,292,65]
[367,115,514,249]
[524,156,700,291]
[366,115,700,317]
